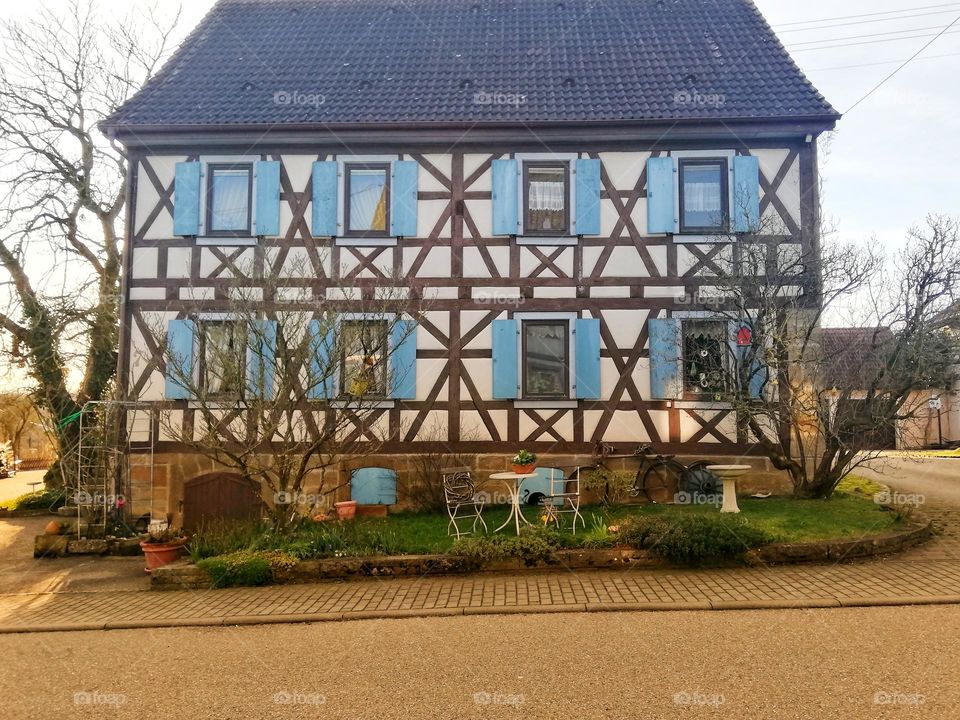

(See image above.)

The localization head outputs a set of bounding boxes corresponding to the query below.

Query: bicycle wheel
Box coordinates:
[642,461,681,503]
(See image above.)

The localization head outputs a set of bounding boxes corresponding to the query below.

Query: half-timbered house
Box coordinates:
[103,0,839,523]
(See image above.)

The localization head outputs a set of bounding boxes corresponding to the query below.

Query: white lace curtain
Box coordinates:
[683,182,722,212]
[528,180,565,211]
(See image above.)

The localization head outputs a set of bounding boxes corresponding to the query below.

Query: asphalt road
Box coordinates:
[1,605,958,719]
[859,456,960,505]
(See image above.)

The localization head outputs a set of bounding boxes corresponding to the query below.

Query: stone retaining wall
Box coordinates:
[151,519,933,591]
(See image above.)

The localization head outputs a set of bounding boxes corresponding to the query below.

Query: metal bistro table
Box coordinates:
[489,471,539,536]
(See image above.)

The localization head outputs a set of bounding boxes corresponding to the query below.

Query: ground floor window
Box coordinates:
[341,319,389,398]
[198,321,247,399]
[682,320,728,396]
[521,319,570,399]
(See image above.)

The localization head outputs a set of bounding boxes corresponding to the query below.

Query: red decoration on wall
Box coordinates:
[736,325,752,347]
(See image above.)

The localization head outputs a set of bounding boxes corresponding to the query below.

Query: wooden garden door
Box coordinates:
[182,472,262,530]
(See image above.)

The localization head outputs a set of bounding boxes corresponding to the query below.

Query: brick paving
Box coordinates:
[2,493,959,634]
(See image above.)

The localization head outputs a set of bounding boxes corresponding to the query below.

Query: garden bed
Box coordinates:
[151,485,932,590]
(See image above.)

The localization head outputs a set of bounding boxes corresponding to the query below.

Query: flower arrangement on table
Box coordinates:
[511,450,538,475]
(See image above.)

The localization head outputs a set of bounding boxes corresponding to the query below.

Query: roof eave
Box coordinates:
[101,114,841,149]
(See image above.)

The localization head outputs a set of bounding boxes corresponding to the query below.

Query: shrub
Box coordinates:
[196,550,298,588]
[450,526,567,566]
[617,514,773,567]
[1,488,65,511]
[579,467,636,505]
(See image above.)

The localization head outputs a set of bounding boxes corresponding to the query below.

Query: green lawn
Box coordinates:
[332,491,899,554]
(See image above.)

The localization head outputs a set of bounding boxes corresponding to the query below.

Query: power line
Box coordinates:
[790,28,960,52]
[809,51,960,72]
[774,2,960,27]
[778,7,960,33]
[844,13,960,113]
[787,23,957,46]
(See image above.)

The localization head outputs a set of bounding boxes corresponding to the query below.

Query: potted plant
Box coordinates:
[139,526,187,573]
[512,450,538,475]
[334,500,358,520]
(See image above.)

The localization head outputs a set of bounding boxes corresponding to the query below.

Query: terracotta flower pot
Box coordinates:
[512,464,537,475]
[140,539,186,573]
[334,500,358,520]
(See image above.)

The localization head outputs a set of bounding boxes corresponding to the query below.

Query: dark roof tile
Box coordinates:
[105,0,838,129]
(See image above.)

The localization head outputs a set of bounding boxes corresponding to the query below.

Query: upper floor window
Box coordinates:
[198,320,247,399]
[523,161,570,236]
[206,163,253,235]
[341,319,389,398]
[521,319,570,399]
[682,319,728,395]
[345,163,390,237]
[678,158,728,234]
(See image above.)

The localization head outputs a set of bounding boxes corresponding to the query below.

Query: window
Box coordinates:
[198,321,247,398]
[206,163,252,235]
[678,158,728,233]
[341,320,389,398]
[523,162,569,235]
[682,320,729,395]
[345,163,390,236]
[521,320,570,399]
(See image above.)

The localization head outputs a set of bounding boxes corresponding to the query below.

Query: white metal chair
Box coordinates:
[441,467,488,539]
[539,467,584,533]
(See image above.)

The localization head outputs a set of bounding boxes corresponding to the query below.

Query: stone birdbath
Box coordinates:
[705,465,752,514]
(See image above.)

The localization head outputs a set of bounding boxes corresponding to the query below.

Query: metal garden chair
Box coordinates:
[538,467,585,533]
[441,467,488,539]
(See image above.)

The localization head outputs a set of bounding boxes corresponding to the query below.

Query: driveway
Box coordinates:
[859,456,960,505]
[0,516,147,595]
[0,469,47,505]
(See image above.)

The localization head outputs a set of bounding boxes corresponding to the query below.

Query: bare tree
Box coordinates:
[0,1,179,486]
[143,259,423,530]
[0,392,43,460]
[698,214,960,498]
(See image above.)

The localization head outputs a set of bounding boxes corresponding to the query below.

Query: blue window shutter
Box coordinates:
[390,160,418,237]
[491,319,519,399]
[732,155,760,233]
[254,160,281,236]
[351,467,397,505]
[575,158,601,235]
[646,157,676,234]
[491,159,519,235]
[311,161,339,237]
[246,320,277,399]
[164,319,196,399]
[574,318,601,399]
[648,318,683,400]
[307,318,336,399]
[173,162,201,236]
[389,319,417,399]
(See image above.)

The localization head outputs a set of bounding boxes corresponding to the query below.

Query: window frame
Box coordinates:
[520,318,572,401]
[339,318,390,400]
[196,319,248,400]
[680,318,731,399]
[521,160,571,237]
[203,162,254,238]
[343,162,391,239]
[677,157,729,235]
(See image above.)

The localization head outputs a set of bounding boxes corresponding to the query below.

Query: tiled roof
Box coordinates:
[819,327,896,389]
[104,0,838,130]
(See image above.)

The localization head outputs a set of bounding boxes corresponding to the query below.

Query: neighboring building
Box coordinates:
[820,327,957,450]
[102,0,839,523]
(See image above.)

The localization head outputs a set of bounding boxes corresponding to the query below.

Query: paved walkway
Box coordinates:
[1,463,959,633]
